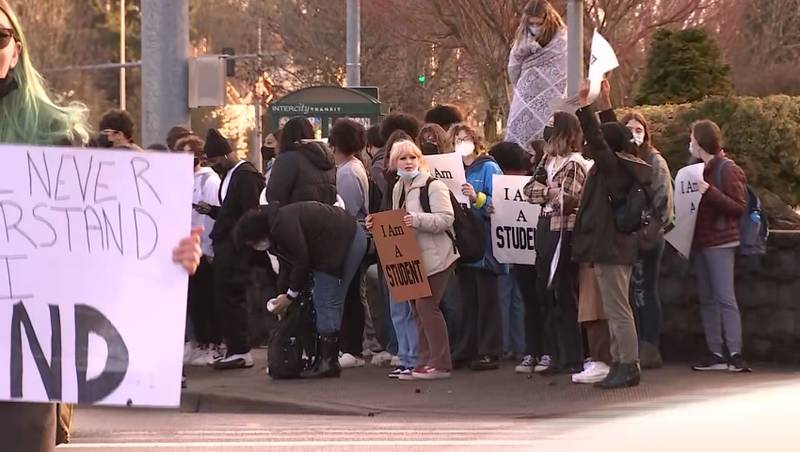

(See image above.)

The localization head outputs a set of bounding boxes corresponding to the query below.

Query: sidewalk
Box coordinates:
[181,354,800,418]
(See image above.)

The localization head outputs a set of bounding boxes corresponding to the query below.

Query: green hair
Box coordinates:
[0,4,90,146]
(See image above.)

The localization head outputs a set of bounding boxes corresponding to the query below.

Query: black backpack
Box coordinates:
[712,159,768,256]
[267,290,315,379]
[401,177,486,264]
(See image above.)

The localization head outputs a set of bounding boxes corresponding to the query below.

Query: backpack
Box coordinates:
[400,177,486,264]
[267,290,315,379]
[712,159,768,256]
[612,154,656,237]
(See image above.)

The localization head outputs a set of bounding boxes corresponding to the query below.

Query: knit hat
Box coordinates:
[204,128,233,158]
[601,122,637,155]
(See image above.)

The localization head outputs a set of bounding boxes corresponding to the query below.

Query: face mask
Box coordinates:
[0,69,18,100]
[95,133,112,148]
[632,132,645,146]
[397,168,420,180]
[261,146,275,161]
[420,142,439,155]
[543,126,554,142]
[528,25,542,37]
[456,141,475,157]
[251,239,270,252]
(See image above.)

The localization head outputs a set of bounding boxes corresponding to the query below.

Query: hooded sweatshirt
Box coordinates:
[265,140,337,206]
[193,166,221,256]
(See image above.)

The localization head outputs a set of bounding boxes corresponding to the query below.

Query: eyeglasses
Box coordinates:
[0,28,16,50]
[100,129,120,136]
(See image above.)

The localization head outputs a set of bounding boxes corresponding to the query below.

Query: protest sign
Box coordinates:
[491,175,541,265]
[587,29,620,104]
[423,153,469,205]
[0,144,193,407]
[665,163,705,258]
[371,210,432,301]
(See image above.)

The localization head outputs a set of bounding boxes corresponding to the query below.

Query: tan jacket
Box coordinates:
[392,173,460,276]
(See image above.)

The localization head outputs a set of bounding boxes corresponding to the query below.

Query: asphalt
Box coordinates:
[180,354,800,418]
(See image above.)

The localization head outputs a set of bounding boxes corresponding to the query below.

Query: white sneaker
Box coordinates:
[571,361,610,384]
[183,342,196,364]
[534,355,553,373]
[207,344,227,365]
[390,355,402,367]
[188,346,213,366]
[515,355,535,374]
[371,351,394,367]
[211,351,254,370]
[339,353,366,369]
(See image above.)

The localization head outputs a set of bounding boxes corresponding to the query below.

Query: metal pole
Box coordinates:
[566,0,584,96]
[346,0,361,87]
[252,19,264,170]
[140,0,190,148]
[120,0,126,110]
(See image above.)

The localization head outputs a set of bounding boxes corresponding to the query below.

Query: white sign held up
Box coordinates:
[587,30,620,104]
[424,153,469,205]
[0,144,193,408]
[665,163,705,258]
[491,175,541,265]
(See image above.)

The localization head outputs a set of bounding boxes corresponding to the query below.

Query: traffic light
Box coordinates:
[418,74,426,86]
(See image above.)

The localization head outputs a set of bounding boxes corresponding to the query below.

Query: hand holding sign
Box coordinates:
[587,30,619,105]
[665,163,706,258]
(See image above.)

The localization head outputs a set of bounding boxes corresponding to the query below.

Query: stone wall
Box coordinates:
[660,231,800,364]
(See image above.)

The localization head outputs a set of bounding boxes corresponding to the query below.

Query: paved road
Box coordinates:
[64,379,800,451]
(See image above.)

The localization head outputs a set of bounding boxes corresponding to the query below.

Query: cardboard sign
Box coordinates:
[423,153,469,205]
[491,175,541,265]
[666,163,705,258]
[371,210,432,301]
[0,144,193,407]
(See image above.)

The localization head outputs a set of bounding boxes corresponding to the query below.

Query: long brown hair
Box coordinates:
[447,123,486,154]
[516,0,565,47]
[545,112,582,157]
[417,123,453,154]
[621,111,654,157]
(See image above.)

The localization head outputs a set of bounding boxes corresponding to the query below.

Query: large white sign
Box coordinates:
[665,163,705,258]
[0,145,193,407]
[424,153,469,205]
[491,175,541,265]
[587,29,620,104]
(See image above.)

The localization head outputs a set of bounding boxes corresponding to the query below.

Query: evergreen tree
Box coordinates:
[636,27,733,105]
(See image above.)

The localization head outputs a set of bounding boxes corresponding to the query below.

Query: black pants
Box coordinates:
[188,256,221,345]
[535,218,583,368]
[340,266,365,356]
[453,267,502,361]
[513,264,543,358]
[213,240,253,355]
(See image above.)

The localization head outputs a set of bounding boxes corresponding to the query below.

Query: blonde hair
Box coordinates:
[388,140,429,173]
[515,0,565,47]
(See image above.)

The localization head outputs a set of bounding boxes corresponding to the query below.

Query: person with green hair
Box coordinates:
[0,1,202,449]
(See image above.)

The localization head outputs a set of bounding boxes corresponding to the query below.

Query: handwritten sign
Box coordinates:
[371,210,432,301]
[423,153,469,205]
[666,163,705,258]
[0,144,193,407]
[491,175,541,265]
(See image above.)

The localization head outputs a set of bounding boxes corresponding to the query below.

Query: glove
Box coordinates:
[533,164,547,185]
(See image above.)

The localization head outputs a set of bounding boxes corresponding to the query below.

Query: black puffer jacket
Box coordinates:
[265,141,337,206]
[209,160,265,243]
[263,202,358,293]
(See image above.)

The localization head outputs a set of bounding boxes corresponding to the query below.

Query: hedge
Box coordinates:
[619,96,800,209]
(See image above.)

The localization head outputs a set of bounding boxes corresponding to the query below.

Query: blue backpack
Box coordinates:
[712,159,768,256]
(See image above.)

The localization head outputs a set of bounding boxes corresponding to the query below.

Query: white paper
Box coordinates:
[0,145,193,407]
[424,153,469,205]
[665,163,705,259]
[586,29,620,104]
[490,175,541,265]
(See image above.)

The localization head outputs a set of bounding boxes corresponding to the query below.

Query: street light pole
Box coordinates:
[119,0,126,110]
[346,0,361,87]
[566,0,584,96]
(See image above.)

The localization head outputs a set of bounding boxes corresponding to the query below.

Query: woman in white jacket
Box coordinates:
[368,140,459,380]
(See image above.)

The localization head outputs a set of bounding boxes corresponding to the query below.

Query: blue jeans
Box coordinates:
[312,227,367,335]
[440,278,462,351]
[498,272,526,357]
[390,300,418,368]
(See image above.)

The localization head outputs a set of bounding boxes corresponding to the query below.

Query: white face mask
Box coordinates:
[632,132,645,146]
[528,25,542,37]
[456,141,476,157]
[252,239,270,251]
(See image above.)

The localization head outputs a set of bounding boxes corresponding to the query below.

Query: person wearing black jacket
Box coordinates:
[572,80,650,389]
[265,117,337,206]
[198,128,266,370]
[235,202,368,378]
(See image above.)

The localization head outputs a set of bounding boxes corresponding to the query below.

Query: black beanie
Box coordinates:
[601,122,637,154]
[204,128,233,158]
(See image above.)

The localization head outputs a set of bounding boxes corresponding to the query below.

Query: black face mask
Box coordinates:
[261,146,276,162]
[421,142,439,155]
[96,133,113,148]
[0,68,19,101]
[543,126,554,143]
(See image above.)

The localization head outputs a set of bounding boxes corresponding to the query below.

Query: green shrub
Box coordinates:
[619,96,800,207]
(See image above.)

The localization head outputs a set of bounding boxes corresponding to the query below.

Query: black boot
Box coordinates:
[301,334,341,378]
[595,362,640,389]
